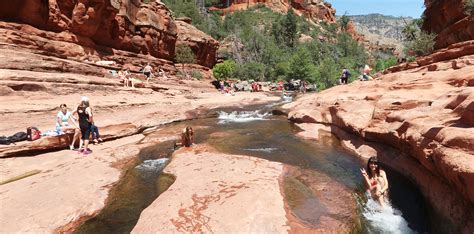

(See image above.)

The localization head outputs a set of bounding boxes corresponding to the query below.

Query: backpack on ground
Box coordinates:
[27,127,41,141]
[0,136,12,145]
[9,132,28,142]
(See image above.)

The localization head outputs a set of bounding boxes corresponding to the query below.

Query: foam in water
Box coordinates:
[243,147,278,153]
[362,192,415,234]
[218,110,270,123]
[135,158,169,173]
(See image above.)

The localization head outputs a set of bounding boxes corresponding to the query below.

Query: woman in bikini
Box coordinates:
[360,156,389,207]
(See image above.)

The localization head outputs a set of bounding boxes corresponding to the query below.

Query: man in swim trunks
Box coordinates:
[143,63,153,83]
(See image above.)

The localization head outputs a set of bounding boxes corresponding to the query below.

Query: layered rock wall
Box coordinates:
[0,0,218,68]
[215,0,336,23]
[422,0,474,49]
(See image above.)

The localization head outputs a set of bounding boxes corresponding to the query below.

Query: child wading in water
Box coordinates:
[174,126,195,149]
[361,156,389,207]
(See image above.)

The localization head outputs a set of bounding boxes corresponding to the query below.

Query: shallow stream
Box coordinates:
[75,103,441,233]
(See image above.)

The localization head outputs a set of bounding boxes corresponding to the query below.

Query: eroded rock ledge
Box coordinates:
[283,44,474,232]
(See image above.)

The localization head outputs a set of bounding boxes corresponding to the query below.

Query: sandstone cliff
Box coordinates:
[0,0,218,68]
[212,0,336,23]
[422,0,474,49]
[349,14,410,53]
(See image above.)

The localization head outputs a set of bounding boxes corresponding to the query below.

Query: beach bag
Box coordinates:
[27,127,41,141]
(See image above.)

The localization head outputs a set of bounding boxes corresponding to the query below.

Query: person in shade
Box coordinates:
[360,156,389,207]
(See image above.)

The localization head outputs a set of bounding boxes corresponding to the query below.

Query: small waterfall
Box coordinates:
[361,192,415,234]
[135,158,169,173]
[217,110,270,123]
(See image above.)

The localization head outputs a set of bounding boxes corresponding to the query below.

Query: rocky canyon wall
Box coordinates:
[422,0,474,49]
[215,0,336,23]
[0,0,218,68]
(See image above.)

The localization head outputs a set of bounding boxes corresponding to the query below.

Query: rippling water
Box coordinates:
[75,105,439,233]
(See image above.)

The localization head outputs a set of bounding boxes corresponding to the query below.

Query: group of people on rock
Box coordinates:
[56,96,101,155]
[338,64,374,85]
[116,63,168,88]
[219,80,235,95]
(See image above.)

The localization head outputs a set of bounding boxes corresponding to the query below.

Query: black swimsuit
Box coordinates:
[77,106,91,140]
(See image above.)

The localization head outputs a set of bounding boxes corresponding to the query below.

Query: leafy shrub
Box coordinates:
[213,60,236,80]
[374,57,398,72]
[234,62,265,81]
[190,70,203,80]
[405,31,436,56]
[175,44,195,65]
[465,0,474,15]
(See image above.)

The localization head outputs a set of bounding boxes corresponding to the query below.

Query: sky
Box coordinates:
[326,0,425,18]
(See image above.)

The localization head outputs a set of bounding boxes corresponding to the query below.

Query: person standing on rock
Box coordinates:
[360,156,389,207]
[72,96,93,154]
[143,63,153,83]
[340,68,351,84]
[56,104,80,150]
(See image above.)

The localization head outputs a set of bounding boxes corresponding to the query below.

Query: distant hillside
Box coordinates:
[348,13,413,52]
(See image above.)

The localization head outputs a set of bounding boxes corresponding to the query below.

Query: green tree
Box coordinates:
[288,47,316,82]
[272,9,298,48]
[282,9,298,48]
[234,62,265,81]
[338,14,350,31]
[402,20,419,41]
[213,60,236,80]
[405,31,436,56]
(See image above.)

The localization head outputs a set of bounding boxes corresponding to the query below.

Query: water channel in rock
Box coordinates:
[75,103,446,233]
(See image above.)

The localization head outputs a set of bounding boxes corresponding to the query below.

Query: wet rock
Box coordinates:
[132,145,289,233]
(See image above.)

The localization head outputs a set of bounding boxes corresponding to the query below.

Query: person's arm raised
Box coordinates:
[360,168,371,189]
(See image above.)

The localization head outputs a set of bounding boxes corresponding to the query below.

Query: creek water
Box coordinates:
[75,103,438,233]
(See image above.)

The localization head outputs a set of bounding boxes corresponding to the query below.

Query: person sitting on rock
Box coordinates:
[174,126,195,149]
[361,64,373,81]
[360,156,389,207]
[158,68,168,79]
[56,104,80,150]
[90,121,103,144]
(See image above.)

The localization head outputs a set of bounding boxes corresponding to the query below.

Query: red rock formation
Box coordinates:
[422,0,474,49]
[213,0,336,23]
[385,40,474,74]
[283,44,474,232]
[176,20,219,68]
[0,0,218,68]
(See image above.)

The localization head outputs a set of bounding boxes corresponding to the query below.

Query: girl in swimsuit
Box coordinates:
[360,156,389,207]
[173,126,195,149]
[56,104,80,150]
